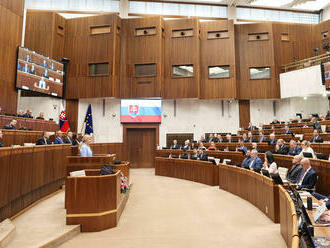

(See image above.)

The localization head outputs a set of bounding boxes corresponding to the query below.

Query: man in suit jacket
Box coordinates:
[225,134,233,143]
[288,140,302,156]
[273,139,289,155]
[236,139,247,155]
[36,132,51,145]
[181,140,191,151]
[3,119,17,130]
[170,140,181,149]
[297,158,317,191]
[0,130,3,147]
[283,125,294,135]
[268,133,277,145]
[197,150,208,161]
[286,155,304,183]
[241,150,251,168]
[271,118,280,124]
[258,132,268,143]
[247,149,263,170]
[244,132,257,143]
[54,131,64,144]
[63,131,73,144]
[23,110,33,118]
[247,122,257,131]
[36,112,45,120]
[310,130,323,143]
[311,117,322,132]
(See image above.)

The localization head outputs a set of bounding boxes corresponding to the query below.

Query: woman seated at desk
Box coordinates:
[299,140,316,159]
[79,135,93,157]
[263,151,278,174]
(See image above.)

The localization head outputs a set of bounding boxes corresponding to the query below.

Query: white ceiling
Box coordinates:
[193,0,330,11]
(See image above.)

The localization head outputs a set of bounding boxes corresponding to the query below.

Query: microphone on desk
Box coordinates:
[307,197,313,210]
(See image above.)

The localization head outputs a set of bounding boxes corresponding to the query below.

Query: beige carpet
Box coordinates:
[59,168,286,248]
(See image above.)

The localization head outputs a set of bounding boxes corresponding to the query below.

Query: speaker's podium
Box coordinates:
[65,155,130,232]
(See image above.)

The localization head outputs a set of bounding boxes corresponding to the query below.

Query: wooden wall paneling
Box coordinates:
[52,13,66,61]
[0,1,23,114]
[313,20,330,56]
[164,18,200,98]
[235,23,278,99]
[239,100,250,129]
[289,23,314,61]
[200,20,237,99]
[120,17,164,98]
[0,148,11,208]
[65,99,79,133]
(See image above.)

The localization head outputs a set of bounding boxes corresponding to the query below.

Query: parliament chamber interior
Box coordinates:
[1,0,330,247]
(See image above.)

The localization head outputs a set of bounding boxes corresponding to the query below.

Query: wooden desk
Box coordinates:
[66,155,130,182]
[155,157,219,186]
[219,164,279,223]
[65,169,129,232]
[0,144,71,222]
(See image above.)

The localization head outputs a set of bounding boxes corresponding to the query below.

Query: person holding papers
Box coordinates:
[80,135,93,157]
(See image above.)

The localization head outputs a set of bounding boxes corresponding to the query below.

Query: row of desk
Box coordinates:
[0,115,58,131]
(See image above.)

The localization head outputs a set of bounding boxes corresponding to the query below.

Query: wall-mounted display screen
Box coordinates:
[209,65,230,79]
[172,65,194,77]
[121,99,161,123]
[16,47,65,98]
[249,67,270,80]
[321,62,330,91]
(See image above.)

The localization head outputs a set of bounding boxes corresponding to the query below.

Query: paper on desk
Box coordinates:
[303,202,319,209]
[314,203,327,222]
[299,192,311,196]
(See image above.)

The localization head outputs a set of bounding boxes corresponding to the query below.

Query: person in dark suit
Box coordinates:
[170,139,181,149]
[286,155,304,183]
[197,149,208,161]
[310,129,323,143]
[63,131,73,144]
[247,122,257,131]
[241,150,251,169]
[236,139,247,155]
[36,112,45,120]
[311,117,321,131]
[271,118,280,124]
[208,134,216,143]
[54,131,64,144]
[288,140,302,156]
[182,140,191,151]
[191,148,199,160]
[71,133,80,146]
[326,111,330,120]
[3,119,17,130]
[247,149,263,170]
[42,60,48,68]
[215,134,223,143]
[296,158,317,191]
[23,110,33,118]
[225,134,233,143]
[42,69,49,79]
[258,132,268,143]
[268,133,277,145]
[199,136,207,143]
[0,130,3,147]
[283,125,294,135]
[273,139,289,155]
[245,132,257,143]
[36,132,51,145]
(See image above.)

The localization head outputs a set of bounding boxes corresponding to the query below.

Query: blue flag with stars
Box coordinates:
[84,104,94,135]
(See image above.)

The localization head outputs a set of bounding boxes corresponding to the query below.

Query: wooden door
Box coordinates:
[126,128,156,168]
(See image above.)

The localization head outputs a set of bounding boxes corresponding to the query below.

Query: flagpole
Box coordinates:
[80,121,85,134]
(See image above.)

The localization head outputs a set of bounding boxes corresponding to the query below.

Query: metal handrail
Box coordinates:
[282,52,330,72]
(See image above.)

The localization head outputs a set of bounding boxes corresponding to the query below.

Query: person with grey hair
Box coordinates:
[286,155,304,183]
[36,131,51,145]
[296,158,317,191]
[268,133,277,145]
[288,140,302,156]
[273,139,289,155]
[247,149,263,170]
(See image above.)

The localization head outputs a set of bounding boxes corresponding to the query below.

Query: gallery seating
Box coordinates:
[0,115,58,131]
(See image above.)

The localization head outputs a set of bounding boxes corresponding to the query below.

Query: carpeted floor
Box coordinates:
[59,168,286,248]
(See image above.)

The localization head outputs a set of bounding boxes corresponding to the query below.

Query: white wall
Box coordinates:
[18,96,63,122]
[77,98,240,146]
[322,4,330,21]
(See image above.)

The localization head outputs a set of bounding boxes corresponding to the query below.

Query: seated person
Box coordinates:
[258,132,268,143]
[288,140,302,156]
[42,69,49,79]
[199,135,207,143]
[310,129,323,143]
[240,150,251,168]
[242,133,247,142]
[215,134,223,143]
[271,117,280,124]
[170,139,181,149]
[268,133,277,145]
[25,54,31,62]
[54,131,64,144]
[63,131,73,144]
[23,109,33,118]
[80,135,93,157]
[295,115,302,123]
[311,117,321,131]
[182,140,191,151]
[326,110,330,120]
[191,148,199,160]
[22,63,30,73]
[247,122,256,131]
[283,125,294,135]
[42,59,48,68]
[17,110,24,117]
[0,130,3,147]
[30,65,36,75]
[244,131,256,143]
[197,149,208,161]
[236,139,247,155]
[247,149,263,170]
[262,151,278,174]
[3,119,17,130]
[286,155,304,183]
[296,158,317,191]
[251,142,258,152]
[225,134,233,143]
[36,112,45,120]
[273,139,289,155]
[207,141,217,151]
[299,140,316,158]
[312,193,330,210]
[36,131,51,145]
[258,123,265,130]
[208,134,216,143]
[71,133,80,146]
[198,142,206,150]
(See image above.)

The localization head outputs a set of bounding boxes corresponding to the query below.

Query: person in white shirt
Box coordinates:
[263,151,278,174]
[299,140,316,159]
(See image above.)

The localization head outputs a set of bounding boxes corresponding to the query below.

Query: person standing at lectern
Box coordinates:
[80,135,93,157]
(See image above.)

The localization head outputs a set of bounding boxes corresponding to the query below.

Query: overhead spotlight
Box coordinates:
[303,96,307,100]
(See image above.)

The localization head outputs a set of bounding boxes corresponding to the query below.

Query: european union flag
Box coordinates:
[84,104,94,135]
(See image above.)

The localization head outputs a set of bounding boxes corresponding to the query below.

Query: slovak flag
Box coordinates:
[59,111,70,132]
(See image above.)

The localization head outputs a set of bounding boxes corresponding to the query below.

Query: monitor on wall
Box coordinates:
[16,46,65,98]
[321,62,330,91]
[120,99,162,123]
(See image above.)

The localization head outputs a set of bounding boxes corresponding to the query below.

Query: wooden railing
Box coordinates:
[282,52,330,72]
